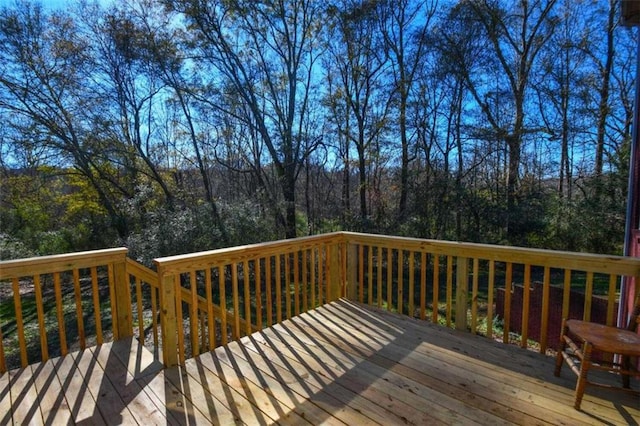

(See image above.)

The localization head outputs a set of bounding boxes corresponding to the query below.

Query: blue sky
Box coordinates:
[0,0,68,8]
[41,0,75,8]
[0,0,111,10]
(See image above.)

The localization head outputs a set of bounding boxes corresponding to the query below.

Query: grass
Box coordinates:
[0,276,114,370]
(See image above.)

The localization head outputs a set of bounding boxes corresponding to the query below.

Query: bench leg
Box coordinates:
[621,355,631,388]
[574,342,592,410]
[554,320,568,377]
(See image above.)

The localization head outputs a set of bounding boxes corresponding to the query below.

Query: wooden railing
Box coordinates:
[125,258,161,353]
[1,231,639,372]
[153,232,344,367]
[342,232,640,353]
[0,248,159,373]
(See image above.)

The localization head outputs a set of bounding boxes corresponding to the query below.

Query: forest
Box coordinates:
[0,0,637,264]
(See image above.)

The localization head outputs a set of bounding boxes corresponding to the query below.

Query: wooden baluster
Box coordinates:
[73,269,86,350]
[243,261,251,336]
[604,274,618,364]
[275,256,282,322]
[446,256,453,327]
[521,264,531,347]
[34,274,48,360]
[367,246,374,306]
[397,250,404,315]
[0,323,5,373]
[377,247,383,309]
[329,244,341,301]
[175,274,185,365]
[301,251,307,313]
[432,255,440,324]
[606,274,618,326]
[232,263,240,340]
[205,268,215,348]
[285,255,291,319]
[562,269,571,324]
[12,277,28,367]
[346,244,357,301]
[151,284,158,349]
[503,263,513,344]
[265,258,273,328]
[486,260,495,340]
[358,245,364,303]
[584,271,594,322]
[135,275,144,343]
[341,243,347,298]
[108,265,118,339]
[408,251,415,318]
[200,311,206,351]
[309,249,316,310]
[324,245,331,303]
[386,248,392,311]
[219,266,228,346]
[294,253,300,316]
[420,252,426,321]
[455,257,469,332]
[540,266,551,353]
[255,259,263,329]
[91,267,103,345]
[471,258,479,334]
[53,272,68,356]
[190,270,199,356]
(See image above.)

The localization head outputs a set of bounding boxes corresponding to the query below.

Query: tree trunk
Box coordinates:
[358,140,368,222]
[283,166,298,239]
[595,1,615,179]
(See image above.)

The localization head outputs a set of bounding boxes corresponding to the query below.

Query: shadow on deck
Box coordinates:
[1,299,638,425]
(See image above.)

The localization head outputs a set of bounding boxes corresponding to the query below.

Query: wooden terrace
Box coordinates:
[2,299,638,425]
[1,232,639,424]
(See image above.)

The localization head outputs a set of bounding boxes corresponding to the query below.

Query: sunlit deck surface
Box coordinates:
[1,299,638,425]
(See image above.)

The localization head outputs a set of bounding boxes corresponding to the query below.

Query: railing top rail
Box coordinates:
[2,232,638,280]
[0,247,129,280]
[154,232,344,275]
[342,232,640,276]
[125,258,159,287]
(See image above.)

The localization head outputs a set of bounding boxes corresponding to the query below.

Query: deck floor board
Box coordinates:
[1,299,638,425]
[0,367,11,425]
[31,358,73,425]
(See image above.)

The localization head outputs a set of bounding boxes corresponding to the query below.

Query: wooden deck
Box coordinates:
[1,299,638,425]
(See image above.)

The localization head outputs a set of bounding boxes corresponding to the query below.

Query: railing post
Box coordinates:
[456,257,469,332]
[113,254,132,339]
[157,267,179,367]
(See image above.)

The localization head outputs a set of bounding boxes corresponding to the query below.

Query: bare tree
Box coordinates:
[84,4,177,207]
[163,0,323,239]
[0,2,132,237]
[443,0,558,241]
[593,0,617,180]
[534,0,593,202]
[379,0,436,221]
[324,0,391,226]
[141,18,231,242]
